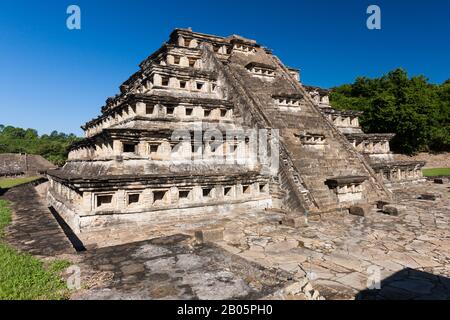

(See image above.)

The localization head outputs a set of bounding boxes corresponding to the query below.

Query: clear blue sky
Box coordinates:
[0,0,449,136]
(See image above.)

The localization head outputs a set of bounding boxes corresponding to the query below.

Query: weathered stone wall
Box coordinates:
[48,186,271,243]
[48,176,272,234]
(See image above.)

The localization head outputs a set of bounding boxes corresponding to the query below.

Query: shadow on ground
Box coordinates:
[356,268,450,300]
[0,187,8,196]
[49,206,86,252]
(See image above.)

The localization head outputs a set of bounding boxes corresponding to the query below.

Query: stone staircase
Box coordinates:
[271,55,392,203]
[203,45,390,214]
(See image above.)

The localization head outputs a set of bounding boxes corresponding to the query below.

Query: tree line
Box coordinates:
[329,68,450,154]
[0,125,81,166]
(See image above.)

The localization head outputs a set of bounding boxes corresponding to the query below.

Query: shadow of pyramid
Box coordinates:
[356,268,450,300]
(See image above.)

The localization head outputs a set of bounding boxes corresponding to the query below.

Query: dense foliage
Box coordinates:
[0,125,80,166]
[329,69,450,154]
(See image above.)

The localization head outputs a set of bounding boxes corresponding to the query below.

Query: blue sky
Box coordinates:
[0,0,449,135]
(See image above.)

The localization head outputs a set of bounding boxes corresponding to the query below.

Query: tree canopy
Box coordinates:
[329,68,450,154]
[0,125,81,166]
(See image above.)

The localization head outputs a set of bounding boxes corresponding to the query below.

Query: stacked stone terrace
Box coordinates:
[305,86,426,188]
[48,28,394,240]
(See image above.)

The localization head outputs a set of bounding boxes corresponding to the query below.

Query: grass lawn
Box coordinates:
[0,176,40,189]
[0,199,71,300]
[0,200,12,238]
[422,168,450,177]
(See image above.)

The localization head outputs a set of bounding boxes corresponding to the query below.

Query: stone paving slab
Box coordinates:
[73,234,292,300]
[1,184,74,257]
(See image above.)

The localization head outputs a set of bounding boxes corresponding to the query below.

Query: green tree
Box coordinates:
[0,125,81,166]
[330,68,450,154]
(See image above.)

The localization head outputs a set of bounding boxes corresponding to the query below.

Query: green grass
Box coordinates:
[0,176,40,189]
[422,168,450,177]
[0,200,12,237]
[0,199,70,300]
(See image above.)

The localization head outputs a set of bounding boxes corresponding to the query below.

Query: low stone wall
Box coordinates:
[78,198,271,233]
[394,152,450,168]
[384,177,427,189]
[47,191,81,233]
[34,180,49,197]
[48,188,272,247]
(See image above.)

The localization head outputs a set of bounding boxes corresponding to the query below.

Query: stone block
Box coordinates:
[302,282,314,294]
[282,215,308,228]
[284,282,302,295]
[376,200,389,210]
[284,277,309,295]
[349,205,368,217]
[382,205,399,216]
[311,290,320,300]
[194,227,224,243]
[418,194,438,201]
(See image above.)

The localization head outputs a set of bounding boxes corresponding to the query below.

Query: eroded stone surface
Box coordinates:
[216,182,450,300]
[72,234,291,300]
